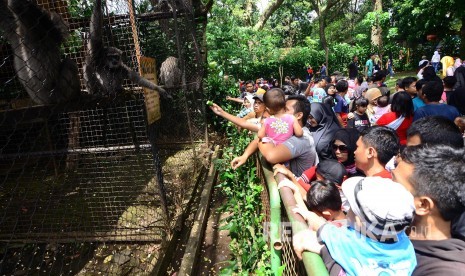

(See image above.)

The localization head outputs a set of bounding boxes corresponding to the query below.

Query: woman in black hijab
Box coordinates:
[308,102,341,160]
[331,128,364,177]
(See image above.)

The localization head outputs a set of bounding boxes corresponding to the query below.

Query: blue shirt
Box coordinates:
[412,97,426,111]
[312,87,327,103]
[334,94,349,113]
[413,103,460,122]
[320,66,327,77]
[319,224,417,276]
[366,59,374,77]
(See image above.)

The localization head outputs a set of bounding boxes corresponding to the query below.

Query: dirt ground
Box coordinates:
[0,146,206,276]
[197,187,231,275]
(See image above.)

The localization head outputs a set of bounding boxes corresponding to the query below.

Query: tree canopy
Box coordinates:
[206,0,464,79]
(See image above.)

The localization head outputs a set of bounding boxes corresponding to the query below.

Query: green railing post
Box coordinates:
[258,155,330,276]
[259,156,282,274]
[275,173,329,276]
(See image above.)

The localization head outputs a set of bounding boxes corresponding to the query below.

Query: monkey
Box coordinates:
[84,0,169,99]
[159,56,181,89]
[0,0,80,105]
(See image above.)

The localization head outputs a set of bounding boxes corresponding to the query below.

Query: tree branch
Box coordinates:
[254,0,285,30]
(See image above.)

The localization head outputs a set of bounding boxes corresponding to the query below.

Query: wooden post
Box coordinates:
[127,0,142,71]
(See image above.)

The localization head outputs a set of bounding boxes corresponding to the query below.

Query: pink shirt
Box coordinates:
[263,114,295,145]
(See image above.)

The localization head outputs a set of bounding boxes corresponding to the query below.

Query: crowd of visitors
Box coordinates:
[209,51,465,275]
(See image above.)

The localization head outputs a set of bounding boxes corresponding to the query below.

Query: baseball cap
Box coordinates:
[253,93,264,102]
[341,176,415,236]
[316,159,347,185]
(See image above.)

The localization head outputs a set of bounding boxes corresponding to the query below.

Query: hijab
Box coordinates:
[331,128,359,166]
[354,82,368,99]
[244,95,255,106]
[309,103,341,160]
[365,88,382,113]
[454,66,465,90]
[441,56,455,77]
[449,87,465,115]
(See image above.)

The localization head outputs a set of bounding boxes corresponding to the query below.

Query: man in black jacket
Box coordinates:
[348,55,359,80]
[392,145,465,275]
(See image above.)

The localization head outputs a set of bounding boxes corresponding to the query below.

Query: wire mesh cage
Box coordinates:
[0,0,208,274]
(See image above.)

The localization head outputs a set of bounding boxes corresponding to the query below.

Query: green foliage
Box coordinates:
[389,0,464,59]
[215,131,271,274]
[63,30,84,56]
[68,0,92,17]
[267,1,314,47]
[204,67,240,133]
[207,0,424,79]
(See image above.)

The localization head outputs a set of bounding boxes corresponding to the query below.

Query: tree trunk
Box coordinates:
[371,0,382,53]
[244,0,253,26]
[318,16,329,72]
[460,14,465,57]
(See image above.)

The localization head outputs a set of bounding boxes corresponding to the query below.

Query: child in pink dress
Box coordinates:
[258,88,303,145]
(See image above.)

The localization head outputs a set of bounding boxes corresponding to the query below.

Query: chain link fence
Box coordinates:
[0,0,208,274]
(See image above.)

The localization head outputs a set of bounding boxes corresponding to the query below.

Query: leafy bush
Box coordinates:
[215,130,271,274]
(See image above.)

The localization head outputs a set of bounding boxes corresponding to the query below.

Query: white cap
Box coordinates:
[341,176,415,236]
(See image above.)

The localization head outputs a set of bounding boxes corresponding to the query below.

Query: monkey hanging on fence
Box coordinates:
[0,0,80,105]
[84,0,169,99]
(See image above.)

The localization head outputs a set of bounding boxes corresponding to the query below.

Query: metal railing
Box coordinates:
[258,156,329,276]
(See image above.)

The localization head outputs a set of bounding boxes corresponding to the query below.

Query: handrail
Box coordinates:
[258,155,282,273]
[275,173,329,276]
[258,154,329,275]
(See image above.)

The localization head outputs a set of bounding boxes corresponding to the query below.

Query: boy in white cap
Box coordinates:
[293,176,417,276]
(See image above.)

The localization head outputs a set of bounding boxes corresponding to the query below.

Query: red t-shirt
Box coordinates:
[376,112,413,145]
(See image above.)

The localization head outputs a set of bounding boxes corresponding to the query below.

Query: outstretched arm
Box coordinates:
[273,165,307,203]
[209,103,260,132]
[89,0,103,57]
[126,67,170,98]
[230,138,258,169]
[226,96,244,104]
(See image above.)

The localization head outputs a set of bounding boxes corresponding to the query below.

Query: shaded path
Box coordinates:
[197,187,231,275]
